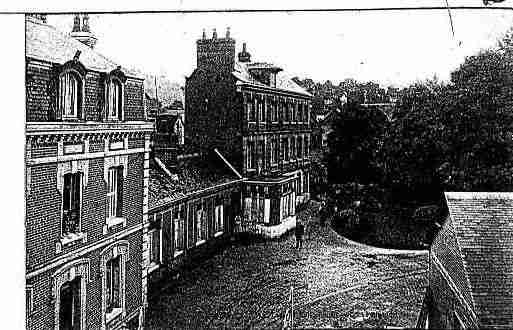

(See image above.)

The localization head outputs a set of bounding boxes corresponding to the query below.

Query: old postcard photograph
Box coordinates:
[18,1,513,328]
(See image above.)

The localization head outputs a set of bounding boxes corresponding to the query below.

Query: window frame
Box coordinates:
[61,172,83,238]
[105,256,121,315]
[214,198,224,236]
[106,77,124,121]
[247,140,256,170]
[59,70,83,120]
[149,228,162,265]
[247,97,256,122]
[106,166,123,220]
[100,242,128,328]
[52,259,89,330]
[26,285,34,318]
[195,201,207,245]
[173,205,185,256]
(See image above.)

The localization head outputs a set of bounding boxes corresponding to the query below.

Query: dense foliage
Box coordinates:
[308,30,513,248]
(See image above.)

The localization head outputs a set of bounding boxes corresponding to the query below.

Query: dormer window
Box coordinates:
[59,71,82,119]
[107,78,123,120]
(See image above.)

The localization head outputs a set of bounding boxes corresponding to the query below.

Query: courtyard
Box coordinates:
[146,202,428,329]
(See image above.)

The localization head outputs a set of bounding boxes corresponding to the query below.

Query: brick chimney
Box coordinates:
[238,42,251,63]
[70,14,97,49]
[196,27,236,74]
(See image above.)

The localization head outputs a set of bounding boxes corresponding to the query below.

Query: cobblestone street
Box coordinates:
[146,202,428,329]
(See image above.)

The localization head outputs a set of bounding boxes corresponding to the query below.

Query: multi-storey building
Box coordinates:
[186,29,312,236]
[25,15,153,330]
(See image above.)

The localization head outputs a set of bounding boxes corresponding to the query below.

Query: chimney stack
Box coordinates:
[70,13,97,49]
[238,42,251,63]
[196,28,236,73]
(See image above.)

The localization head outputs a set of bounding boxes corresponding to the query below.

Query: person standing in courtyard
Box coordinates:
[295,221,305,249]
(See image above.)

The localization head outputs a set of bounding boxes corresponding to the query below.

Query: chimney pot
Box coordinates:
[226,27,231,38]
[212,28,217,39]
[72,14,81,32]
[202,29,206,39]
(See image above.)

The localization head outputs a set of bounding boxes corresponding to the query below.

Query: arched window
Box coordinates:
[59,71,82,118]
[108,78,123,120]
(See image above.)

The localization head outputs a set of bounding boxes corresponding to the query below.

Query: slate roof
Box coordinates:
[444,192,513,328]
[149,153,240,210]
[233,61,311,97]
[26,18,141,79]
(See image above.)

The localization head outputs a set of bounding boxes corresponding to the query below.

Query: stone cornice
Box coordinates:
[26,121,153,134]
[26,122,153,144]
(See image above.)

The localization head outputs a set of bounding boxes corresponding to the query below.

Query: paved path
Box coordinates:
[146,202,428,329]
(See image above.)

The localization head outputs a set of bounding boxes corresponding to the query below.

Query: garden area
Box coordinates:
[305,29,513,249]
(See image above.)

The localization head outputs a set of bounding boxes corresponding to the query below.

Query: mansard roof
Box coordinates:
[26,18,142,79]
[442,192,513,328]
[233,61,311,98]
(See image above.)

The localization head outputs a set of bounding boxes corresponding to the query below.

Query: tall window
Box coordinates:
[298,137,303,159]
[62,172,82,236]
[59,277,81,330]
[173,206,185,254]
[305,136,310,157]
[273,101,278,122]
[59,72,81,118]
[272,138,278,164]
[258,140,265,170]
[258,99,264,123]
[282,138,289,162]
[291,138,296,160]
[196,203,206,243]
[108,79,123,120]
[150,229,161,264]
[247,141,255,169]
[248,98,256,122]
[105,257,121,314]
[106,167,123,219]
[214,198,224,235]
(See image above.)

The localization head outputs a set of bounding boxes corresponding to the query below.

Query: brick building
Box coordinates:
[25,15,153,329]
[417,192,513,329]
[146,142,242,292]
[185,29,312,236]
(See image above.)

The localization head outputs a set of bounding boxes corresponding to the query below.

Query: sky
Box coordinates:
[45,0,513,88]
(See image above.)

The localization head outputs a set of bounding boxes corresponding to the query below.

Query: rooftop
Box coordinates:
[149,153,240,210]
[444,191,513,328]
[233,61,311,97]
[26,18,141,79]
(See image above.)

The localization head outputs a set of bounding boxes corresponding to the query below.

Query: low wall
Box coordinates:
[254,216,296,239]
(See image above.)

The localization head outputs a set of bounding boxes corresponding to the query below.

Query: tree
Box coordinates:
[327,101,387,184]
